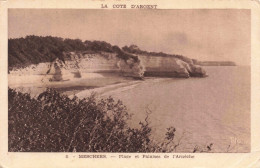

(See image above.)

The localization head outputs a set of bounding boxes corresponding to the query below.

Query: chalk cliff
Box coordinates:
[122,45,207,78]
[136,55,206,78]
[8,36,207,81]
[9,51,207,81]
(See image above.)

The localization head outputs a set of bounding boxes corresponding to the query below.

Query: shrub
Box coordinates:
[8,88,154,152]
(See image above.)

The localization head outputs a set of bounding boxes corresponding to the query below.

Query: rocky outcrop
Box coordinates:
[136,55,207,78]
[189,64,207,77]
[122,45,207,78]
[46,59,75,81]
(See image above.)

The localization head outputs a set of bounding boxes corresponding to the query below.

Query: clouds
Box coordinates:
[165,32,189,46]
[8,9,251,65]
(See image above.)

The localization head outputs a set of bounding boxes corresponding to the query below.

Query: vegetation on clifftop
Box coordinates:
[122,45,195,64]
[8,35,138,69]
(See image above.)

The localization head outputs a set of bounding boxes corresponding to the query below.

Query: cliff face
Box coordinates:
[122,45,207,78]
[8,36,207,81]
[64,52,145,78]
[137,55,207,78]
[9,52,145,81]
[9,51,207,81]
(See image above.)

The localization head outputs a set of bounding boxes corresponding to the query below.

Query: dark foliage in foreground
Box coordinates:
[8,88,213,152]
[8,88,159,152]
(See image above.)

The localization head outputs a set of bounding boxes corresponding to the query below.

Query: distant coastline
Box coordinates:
[197,61,236,66]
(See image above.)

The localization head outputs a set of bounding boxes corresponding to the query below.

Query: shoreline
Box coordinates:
[8,72,139,97]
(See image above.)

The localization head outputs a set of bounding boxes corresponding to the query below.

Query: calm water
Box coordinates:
[107,66,250,152]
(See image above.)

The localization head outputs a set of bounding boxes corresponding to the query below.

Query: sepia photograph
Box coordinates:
[7,9,251,154]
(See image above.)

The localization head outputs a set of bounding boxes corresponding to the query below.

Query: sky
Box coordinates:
[8,9,251,65]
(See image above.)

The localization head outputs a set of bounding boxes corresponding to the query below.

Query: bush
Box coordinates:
[8,88,154,152]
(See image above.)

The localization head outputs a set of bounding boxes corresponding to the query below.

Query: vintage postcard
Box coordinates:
[0,0,260,167]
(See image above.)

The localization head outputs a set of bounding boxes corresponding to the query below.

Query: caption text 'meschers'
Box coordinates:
[101,4,157,9]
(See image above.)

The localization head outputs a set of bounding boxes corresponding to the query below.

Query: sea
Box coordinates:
[104,66,251,152]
